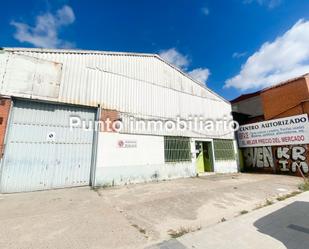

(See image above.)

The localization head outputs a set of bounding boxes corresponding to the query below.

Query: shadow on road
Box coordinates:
[254,201,309,249]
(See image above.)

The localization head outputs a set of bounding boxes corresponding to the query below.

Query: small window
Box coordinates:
[164,136,191,163]
[213,139,235,161]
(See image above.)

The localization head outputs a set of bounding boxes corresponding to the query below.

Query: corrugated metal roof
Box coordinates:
[0,47,234,139]
[230,91,261,104]
[3,47,229,103]
[3,47,157,56]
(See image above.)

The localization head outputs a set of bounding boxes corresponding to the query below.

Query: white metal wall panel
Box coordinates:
[1,53,62,99]
[0,49,233,139]
[0,52,9,89]
[0,100,96,193]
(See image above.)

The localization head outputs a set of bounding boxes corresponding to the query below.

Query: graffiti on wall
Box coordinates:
[243,147,274,169]
[276,146,308,174]
[243,145,309,174]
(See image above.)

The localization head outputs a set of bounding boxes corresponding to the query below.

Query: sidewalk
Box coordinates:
[148,191,309,249]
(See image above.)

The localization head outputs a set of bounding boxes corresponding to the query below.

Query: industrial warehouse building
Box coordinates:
[0,48,237,193]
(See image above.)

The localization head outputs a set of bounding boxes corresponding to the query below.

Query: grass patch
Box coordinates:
[276,191,301,201]
[240,210,249,215]
[299,180,309,192]
[168,226,201,238]
[131,224,147,236]
[92,187,102,196]
[254,199,274,210]
[265,199,274,206]
[254,204,263,210]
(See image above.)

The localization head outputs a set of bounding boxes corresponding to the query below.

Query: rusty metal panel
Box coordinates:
[1,53,62,99]
[0,100,96,193]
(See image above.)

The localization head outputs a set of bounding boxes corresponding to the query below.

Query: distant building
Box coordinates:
[231,91,264,125]
[232,74,309,176]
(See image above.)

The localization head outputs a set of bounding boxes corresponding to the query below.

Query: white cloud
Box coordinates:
[188,68,210,84]
[159,48,210,84]
[11,5,75,48]
[243,0,282,8]
[232,51,247,58]
[201,7,210,16]
[225,19,309,91]
[159,48,189,69]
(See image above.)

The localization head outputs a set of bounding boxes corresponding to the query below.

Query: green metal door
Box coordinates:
[203,143,213,172]
[196,142,205,173]
[195,141,213,173]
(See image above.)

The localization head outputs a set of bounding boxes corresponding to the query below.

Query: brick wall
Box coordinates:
[0,97,11,158]
[274,105,304,119]
[100,109,120,132]
[303,100,309,114]
[261,77,309,120]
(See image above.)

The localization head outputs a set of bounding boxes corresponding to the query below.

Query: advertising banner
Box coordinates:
[238,114,309,148]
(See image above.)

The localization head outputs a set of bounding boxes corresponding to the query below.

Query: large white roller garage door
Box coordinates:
[0,100,96,193]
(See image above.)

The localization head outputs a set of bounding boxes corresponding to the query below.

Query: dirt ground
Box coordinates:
[0,173,303,249]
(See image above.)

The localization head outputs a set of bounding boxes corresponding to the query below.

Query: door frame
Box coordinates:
[192,138,215,173]
[0,99,13,192]
[0,98,99,193]
[89,105,100,187]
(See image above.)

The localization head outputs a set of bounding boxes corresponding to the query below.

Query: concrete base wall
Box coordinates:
[214,160,238,173]
[95,160,238,187]
[95,163,196,187]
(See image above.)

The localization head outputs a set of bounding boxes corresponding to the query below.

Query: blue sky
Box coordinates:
[1,0,309,100]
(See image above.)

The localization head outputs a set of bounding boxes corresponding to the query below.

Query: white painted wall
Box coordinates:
[95,132,239,186]
[214,160,238,173]
[95,132,196,186]
[97,132,164,167]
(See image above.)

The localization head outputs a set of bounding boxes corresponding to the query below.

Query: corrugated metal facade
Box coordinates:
[0,48,238,191]
[0,100,96,193]
[0,53,62,99]
[0,48,233,139]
